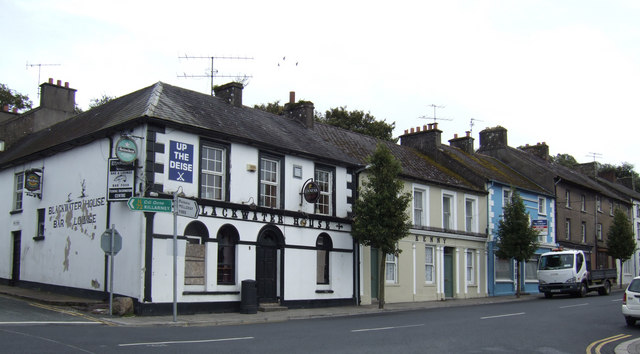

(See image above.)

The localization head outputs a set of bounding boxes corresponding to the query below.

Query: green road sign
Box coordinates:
[127,197,173,213]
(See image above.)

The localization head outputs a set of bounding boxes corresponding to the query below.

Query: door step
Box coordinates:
[258,302,288,312]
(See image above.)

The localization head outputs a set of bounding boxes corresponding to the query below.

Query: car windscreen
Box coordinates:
[628,279,640,293]
[539,254,574,270]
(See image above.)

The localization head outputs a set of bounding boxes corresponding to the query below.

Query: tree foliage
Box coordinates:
[600,162,640,193]
[0,83,33,113]
[253,100,284,115]
[351,143,411,308]
[606,208,636,287]
[550,153,578,167]
[317,106,395,141]
[495,190,540,297]
[89,94,115,109]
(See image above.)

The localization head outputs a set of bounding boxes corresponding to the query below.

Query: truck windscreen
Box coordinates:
[539,254,574,270]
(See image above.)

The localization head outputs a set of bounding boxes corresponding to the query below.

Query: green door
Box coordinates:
[371,248,378,299]
[444,247,454,298]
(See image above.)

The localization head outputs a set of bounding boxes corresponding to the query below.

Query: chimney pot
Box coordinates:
[416,126,421,132]
[454,133,458,138]
[410,127,415,133]
[289,91,295,104]
[65,82,69,88]
[466,131,470,137]
[56,79,61,86]
[423,125,427,131]
[404,129,408,134]
[48,78,53,84]
[427,123,433,130]
[433,122,438,130]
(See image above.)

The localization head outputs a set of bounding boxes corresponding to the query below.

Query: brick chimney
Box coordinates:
[400,123,442,153]
[284,91,314,128]
[520,142,549,160]
[40,78,76,112]
[448,131,474,154]
[478,126,508,151]
[213,82,243,107]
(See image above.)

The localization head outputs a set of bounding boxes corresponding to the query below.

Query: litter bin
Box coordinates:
[240,279,257,314]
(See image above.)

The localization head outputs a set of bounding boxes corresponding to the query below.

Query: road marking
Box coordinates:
[28,302,112,326]
[611,299,622,302]
[559,303,589,309]
[480,312,525,320]
[586,334,631,354]
[351,324,424,332]
[0,321,99,325]
[119,336,254,347]
[0,327,95,353]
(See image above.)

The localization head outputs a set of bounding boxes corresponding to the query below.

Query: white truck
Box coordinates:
[537,249,615,298]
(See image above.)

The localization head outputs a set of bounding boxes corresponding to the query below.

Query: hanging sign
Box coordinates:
[302,180,320,203]
[24,169,43,198]
[115,136,138,163]
[169,140,194,183]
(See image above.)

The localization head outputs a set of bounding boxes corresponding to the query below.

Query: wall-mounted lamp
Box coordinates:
[246,164,257,172]
[243,196,257,210]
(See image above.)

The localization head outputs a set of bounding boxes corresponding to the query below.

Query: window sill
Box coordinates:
[10,209,22,215]
[315,289,334,294]
[33,236,45,241]
[183,291,240,296]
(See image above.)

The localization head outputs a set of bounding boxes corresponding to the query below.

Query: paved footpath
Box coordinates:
[1,284,638,352]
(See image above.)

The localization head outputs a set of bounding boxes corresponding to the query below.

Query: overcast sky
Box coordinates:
[2,0,639,170]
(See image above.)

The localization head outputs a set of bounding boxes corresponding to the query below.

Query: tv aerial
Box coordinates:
[419,104,453,124]
[178,55,253,95]
[469,118,484,135]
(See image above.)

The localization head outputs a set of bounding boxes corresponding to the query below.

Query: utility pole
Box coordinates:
[178,55,253,95]
[26,62,61,96]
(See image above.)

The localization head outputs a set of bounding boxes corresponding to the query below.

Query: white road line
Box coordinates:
[480,312,525,320]
[559,303,589,309]
[611,299,622,302]
[0,321,99,325]
[351,324,424,332]
[118,336,254,347]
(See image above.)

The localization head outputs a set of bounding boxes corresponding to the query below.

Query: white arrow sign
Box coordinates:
[176,197,199,219]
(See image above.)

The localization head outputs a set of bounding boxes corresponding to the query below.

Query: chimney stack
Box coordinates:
[284,93,314,129]
[39,79,76,112]
[520,142,549,160]
[448,131,475,154]
[478,126,508,151]
[213,82,244,107]
[399,122,442,153]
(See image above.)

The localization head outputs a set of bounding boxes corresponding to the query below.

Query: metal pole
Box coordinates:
[109,224,115,316]
[173,192,178,322]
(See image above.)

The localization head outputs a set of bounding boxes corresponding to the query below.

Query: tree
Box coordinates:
[600,162,640,193]
[253,100,284,115]
[351,143,411,308]
[550,153,578,167]
[606,208,636,288]
[495,190,540,297]
[89,94,115,109]
[317,106,395,141]
[0,83,33,112]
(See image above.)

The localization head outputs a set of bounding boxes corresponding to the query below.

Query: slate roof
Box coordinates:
[0,82,360,168]
[314,124,484,193]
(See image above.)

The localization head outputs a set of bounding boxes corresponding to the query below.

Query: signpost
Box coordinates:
[101,226,122,316]
[127,197,173,213]
[176,197,199,219]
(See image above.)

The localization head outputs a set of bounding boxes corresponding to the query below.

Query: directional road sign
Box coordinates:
[127,197,173,213]
[101,228,122,255]
[176,197,199,219]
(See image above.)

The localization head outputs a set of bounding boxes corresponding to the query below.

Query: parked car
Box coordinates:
[622,276,640,326]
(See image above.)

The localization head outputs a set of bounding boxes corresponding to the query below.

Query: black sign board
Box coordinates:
[107,158,135,201]
[303,181,320,203]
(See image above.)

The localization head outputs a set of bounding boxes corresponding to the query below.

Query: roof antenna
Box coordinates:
[26,61,61,97]
[419,104,453,124]
[178,55,253,95]
[469,118,484,135]
[586,152,602,177]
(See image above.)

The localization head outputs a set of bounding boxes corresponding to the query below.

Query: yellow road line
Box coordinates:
[28,302,114,326]
[586,334,631,354]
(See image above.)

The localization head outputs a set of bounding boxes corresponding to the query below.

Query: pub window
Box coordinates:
[425,246,434,283]
[200,143,227,201]
[314,166,334,216]
[14,172,23,211]
[259,154,282,208]
[386,253,398,283]
[316,233,332,285]
[183,221,209,286]
[217,225,239,285]
[35,208,45,240]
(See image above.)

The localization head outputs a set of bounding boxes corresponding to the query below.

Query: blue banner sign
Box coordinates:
[169,140,194,183]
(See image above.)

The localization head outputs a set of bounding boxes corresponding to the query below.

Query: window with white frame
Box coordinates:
[581,222,586,243]
[36,208,45,238]
[596,195,601,212]
[443,194,453,230]
[414,188,425,227]
[259,155,281,208]
[565,219,571,240]
[525,257,539,281]
[314,166,334,216]
[636,222,640,241]
[200,144,226,201]
[610,200,614,216]
[538,197,546,215]
[503,189,511,207]
[495,257,512,281]
[580,195,586,212]
[624,259,633,275]
[14,172,23,211]
[597,223,603,241]
[565,190,571,208]
[465,197,476,232]
[385,253,398,283]
[425,246,434,283]
[316,234,332,284]
[466,250,474,284]
[636,205,640,218]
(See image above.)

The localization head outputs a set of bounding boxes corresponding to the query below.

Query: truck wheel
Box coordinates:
[626,317,636,326]
[577,282,587,297]
[544,292,553,299]
[598,281,611,296]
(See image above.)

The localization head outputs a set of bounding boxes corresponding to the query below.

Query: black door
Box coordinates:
[256,233,278,303]
[11,231,21,286]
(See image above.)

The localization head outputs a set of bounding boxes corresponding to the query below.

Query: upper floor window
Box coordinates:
[637,222,640,241]
[503,189,512,207]
[597,223,603,241]
[581,222,586,243]
[443,194,454,230]
[259,154,282,208]
[610,200,614,216]
[596,196,601,212]
[14,172,23,211]
[414,188,425,227]
[565,190,571,208]
[538,197,546,215]
[316,233,332,285]
[636,205,640,218]
[314,166,334,216]
[200,143,227,201]
[580,195,586,212]
[465,197,477,233]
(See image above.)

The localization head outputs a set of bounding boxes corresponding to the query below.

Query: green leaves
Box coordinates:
[0,83,33,112]
[606,208,636,262]
[495,190,540,262]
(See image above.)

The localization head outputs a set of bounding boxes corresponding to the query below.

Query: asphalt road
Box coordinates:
[1,292,638,353]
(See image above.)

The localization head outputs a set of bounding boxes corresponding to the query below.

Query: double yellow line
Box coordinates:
[29,302,114,326]
[586,334,632,354]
